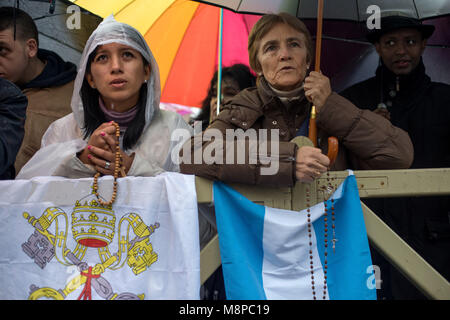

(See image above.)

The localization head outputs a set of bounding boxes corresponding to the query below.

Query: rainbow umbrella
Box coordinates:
[70,0,260,111]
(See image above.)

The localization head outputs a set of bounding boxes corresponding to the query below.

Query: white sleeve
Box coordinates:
[127,111,193,177]
[41,114,80,147]
[164,112,193,172]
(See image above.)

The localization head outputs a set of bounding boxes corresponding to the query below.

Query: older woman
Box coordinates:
[17,16,192,179]
[180,13,413,187]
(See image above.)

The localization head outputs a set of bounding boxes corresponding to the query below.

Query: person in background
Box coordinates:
[193,64,256,130]
[340,13,450,300]
[180,12,413,187]
[16,15,192,179]
[0,78,27,179]
[0,7,77,174]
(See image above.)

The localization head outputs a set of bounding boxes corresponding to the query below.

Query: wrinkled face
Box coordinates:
[257,23,310,91]
[375,28,426,75]
[209,76,240,122]
[0,28,34,85]
[86,42,150,112]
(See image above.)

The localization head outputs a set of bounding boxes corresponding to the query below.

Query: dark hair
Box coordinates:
[0,7,39,46]
[80,47,149,151]
[195,64,256,125]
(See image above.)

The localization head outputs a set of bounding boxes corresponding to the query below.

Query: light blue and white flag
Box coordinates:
[0,172,200,300]
[214,173,376,300]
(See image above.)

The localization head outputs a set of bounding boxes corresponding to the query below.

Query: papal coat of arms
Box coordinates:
[21,192,159,300]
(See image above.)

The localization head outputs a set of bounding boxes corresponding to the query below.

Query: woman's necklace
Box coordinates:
[92,121,124,206]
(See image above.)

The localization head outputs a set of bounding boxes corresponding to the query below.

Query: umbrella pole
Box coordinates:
[308,0,324,147]
[216,8,224,117]
[309,0,338,166]
[314,0,324,72]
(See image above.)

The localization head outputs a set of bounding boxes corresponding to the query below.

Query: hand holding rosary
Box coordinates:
[90,121,126,206]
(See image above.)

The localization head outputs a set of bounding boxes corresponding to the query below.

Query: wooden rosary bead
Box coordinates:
[92,121,124,207]
[306,175,339,300]
[306,185,316,300]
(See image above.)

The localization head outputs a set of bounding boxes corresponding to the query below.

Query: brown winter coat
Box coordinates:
[180,78,413,187]
[14,81,74,173]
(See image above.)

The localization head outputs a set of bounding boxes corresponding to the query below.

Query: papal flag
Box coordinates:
[214,172,377,300]
[0,173,200,300]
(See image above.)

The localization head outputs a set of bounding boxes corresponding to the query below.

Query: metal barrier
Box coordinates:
[196,167,450,300]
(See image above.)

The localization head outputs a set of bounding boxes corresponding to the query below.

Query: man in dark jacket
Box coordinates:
[0,78,27,179]
[0,6,77,174]
[340,14,450,299]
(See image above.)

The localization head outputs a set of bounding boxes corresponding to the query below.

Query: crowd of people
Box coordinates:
[0,6,448,300]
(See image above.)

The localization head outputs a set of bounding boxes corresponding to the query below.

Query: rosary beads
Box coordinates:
[92,121,124,207]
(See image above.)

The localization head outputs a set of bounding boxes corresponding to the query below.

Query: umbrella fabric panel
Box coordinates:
[72,0,127,18]
[74,0,175,38]
[144,1,200,96]
[297,0,420,21]
[161,4,220,108]
[154,4,258,107]
[1,0,101,66]
[73,0,138,21]
[195,0,298,15]
[222,10,256,71]
[196,0,450,20]
[415,0,450,19]
[423,16,450,47]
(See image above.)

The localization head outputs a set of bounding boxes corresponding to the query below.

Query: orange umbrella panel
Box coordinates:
[148,3,258,108]
[155,4,220,108]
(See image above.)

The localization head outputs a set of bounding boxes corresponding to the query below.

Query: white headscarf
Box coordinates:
[71,15,161,133]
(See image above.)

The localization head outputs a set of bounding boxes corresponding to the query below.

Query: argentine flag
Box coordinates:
[214,173,376,300]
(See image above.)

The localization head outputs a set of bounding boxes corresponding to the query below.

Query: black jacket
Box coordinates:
[0,78,27,179]
[21,49,77,90]
[341,59,450,298]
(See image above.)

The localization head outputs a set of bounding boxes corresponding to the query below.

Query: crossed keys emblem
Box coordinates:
[26,246,145,300]
[20,197,160,300]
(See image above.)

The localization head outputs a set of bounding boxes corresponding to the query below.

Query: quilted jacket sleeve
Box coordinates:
[179,103,298,187]
[0,79,27,179]
[317,93,413,170]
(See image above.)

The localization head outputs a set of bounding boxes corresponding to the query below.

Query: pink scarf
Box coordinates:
[98,97,138,131]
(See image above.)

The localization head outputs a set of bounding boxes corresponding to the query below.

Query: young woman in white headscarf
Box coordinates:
[17,16,192,179]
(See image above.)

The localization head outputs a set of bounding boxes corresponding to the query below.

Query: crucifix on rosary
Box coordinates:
[332,235,338,253]
[330,195,338,254]
[305,171,340,300]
